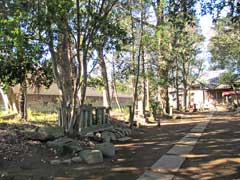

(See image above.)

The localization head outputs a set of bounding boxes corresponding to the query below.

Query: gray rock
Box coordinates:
[115,128,126,136]
[38,126,64,139]
[0,171,8,178]
[114,131,122,138]
[80,150,103,164]
[62,159,71,165]
[85,132,94,138]
[46,137,73,148]
[62,143,82,155]
[108,132,117,141]
[46,137,82,155]
[96,143,115,157]
[87,141,96,148]
[72,156,82,163]
[117,137,131,142]
[114,128,125,138]
[50,159,61,165]
[25,131,53,142]
[123,128,132,136]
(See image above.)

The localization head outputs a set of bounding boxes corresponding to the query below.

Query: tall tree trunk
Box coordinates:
[129,0,136,128]
[129,0,143,128]
[183,86,188,112]
[176,64,180,110]
[97,47,111,108]
[19,81,27,120]
[112,81,122,112]
[155,0,169,114]
[111,57,122,112]
[141,47,146,117]
[146,75,150,112]
[60,31,75,134]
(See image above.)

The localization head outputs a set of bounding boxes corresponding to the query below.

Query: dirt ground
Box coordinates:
[173,111,240,180]
[1,109,240,180]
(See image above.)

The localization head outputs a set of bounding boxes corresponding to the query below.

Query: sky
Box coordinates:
[198,14,214,70]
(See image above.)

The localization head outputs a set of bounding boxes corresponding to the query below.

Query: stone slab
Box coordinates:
[177,137,198,146]
[167,144,194,155]
[185,133,202,138]
[150,155,186,172]
[117,137,131,142]
[190,127,205,133]
[137,170,174,180]
[195,122,208,129]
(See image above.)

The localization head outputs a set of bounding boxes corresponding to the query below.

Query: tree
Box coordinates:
[0,0,53,120]
[34,0,125,135]
[209,18,240,71]
[93,4,128,108]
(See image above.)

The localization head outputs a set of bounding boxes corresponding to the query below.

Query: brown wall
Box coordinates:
[27,94,132,112]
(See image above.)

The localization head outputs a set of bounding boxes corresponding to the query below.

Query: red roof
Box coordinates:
[222,91,240,96]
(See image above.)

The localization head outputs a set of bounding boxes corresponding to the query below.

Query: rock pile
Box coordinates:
[30,124,134,166]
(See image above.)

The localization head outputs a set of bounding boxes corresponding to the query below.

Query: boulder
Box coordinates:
[50,159,61,165]
[62,159,72,165]
[46,137,73,148]
[96,143,115,157]
[72,156,83,163]
[38,126,64,139]
[62,142,82,155]
[114,130,124,138]
[46,137,82,155]
[115,127,125,135]
[117,137,131,142]
[25,131,54,142]
[80,150,103,164]
[123,128,132,136]
[108,132,117,141]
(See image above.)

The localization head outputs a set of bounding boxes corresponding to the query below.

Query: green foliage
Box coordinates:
[0,0,53,89]
[87,77,104,92]
[209,18,240,71]
[219,71,240,89]
[0,109,57,127]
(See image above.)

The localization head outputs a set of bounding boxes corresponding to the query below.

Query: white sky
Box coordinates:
[198,14,214,70]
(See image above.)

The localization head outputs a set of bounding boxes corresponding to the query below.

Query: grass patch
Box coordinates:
[0,109,58,127]
[0,111,9,116]
[28,109,58,126]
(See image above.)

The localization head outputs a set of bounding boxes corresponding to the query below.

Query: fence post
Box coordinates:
[102,107,106,124]
[88,104,93,127]
[105,107,110,124]
[58,108,62,127]
[96,107,102,126]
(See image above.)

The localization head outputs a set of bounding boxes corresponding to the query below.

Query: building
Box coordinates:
[0,84,132,112]
[169,70,233,110]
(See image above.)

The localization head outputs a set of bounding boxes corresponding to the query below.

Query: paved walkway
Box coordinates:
[137,112,214,180]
